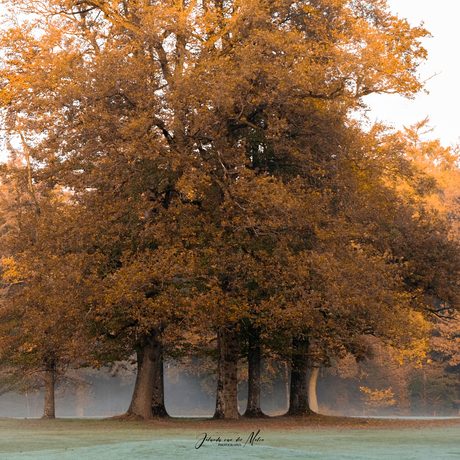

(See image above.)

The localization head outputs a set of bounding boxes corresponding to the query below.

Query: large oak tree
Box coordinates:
[0,0,438,419]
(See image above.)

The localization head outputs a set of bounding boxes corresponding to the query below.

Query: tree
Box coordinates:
[0,150,100,418]
[0,0,431,419]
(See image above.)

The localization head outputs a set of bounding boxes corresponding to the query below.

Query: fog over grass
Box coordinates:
[0,365,459,459]
[0,361,458,419]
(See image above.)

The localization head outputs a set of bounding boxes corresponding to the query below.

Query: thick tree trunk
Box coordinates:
[125,330,160,420]
[243,327,267,418]
[214,323,239,419]
[42,359,56,419]
[308,367,320,413]
[151,339,169,418]
[286,336,314,416]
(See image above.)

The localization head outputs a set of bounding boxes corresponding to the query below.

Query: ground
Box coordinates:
[0,416,459,459]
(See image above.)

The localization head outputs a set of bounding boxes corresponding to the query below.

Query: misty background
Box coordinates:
[1,351,459,418]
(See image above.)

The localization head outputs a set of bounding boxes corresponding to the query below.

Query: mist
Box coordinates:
[0,358,457,418]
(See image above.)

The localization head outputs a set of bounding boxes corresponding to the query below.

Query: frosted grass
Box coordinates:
[0,419,459,459]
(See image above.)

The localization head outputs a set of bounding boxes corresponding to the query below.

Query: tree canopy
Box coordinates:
[0,0,458,420]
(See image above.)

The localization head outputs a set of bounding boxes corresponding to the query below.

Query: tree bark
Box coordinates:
[42,358,56,419]
[284,361,290,411]
[125,329,160,420]
[286,336,314,416]
[213,323,239,419]
[243,327,267,418]
[308,366,320,413]
[151,338,169,418]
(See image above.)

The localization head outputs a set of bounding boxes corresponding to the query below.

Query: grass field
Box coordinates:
[0,416,459,459]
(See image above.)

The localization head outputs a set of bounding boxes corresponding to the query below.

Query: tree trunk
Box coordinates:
[308,367,319,413]
[284,361,290,411]
[42,359,56,419]
[243,327,267,418]
[151,339,169,418]
[125,330,160,420]
[286,336,314,416]
[213,323,239,419]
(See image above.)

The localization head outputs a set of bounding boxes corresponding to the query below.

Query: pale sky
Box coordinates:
[364,0,460,146]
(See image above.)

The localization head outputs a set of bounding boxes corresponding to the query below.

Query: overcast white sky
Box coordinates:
[364,0,460,146]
